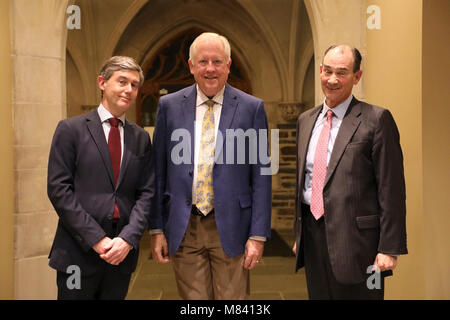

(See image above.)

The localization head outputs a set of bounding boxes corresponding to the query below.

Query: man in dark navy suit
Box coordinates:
[47,56,154,299]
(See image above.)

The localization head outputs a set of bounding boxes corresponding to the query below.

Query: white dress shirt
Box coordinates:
[302,94,353,204]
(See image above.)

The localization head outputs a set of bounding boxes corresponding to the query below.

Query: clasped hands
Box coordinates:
[93,237,132,266]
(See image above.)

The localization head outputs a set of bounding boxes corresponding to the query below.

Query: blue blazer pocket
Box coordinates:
[356,215,380,229]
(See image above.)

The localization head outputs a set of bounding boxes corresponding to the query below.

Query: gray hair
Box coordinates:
[189,32,231,64]
[99,56,144,88]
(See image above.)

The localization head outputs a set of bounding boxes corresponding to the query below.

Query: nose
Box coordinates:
[205,61,216,71]
[327,73,338,85]
[124,83,133,93]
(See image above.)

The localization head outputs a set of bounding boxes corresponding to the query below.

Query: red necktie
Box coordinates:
[310,110,333,220]
[108,118,121,220]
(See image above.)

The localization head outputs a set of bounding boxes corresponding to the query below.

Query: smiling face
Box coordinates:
[97,69,140,117]
[320,46,362,108]
[188,39,231,98]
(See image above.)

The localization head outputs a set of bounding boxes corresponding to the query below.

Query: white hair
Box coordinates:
[189,32,231,64]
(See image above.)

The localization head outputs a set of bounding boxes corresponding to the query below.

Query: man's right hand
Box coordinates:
[92,237,113,255]
[151,233,169,263]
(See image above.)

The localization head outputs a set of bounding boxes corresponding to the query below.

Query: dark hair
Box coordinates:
[99,56,144,87]
[323,45,362,73]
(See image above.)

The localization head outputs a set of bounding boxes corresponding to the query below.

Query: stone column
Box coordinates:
[0,0,14,299]
[304,0,366,105]
[272,102,306,229]
[11,0,68,299]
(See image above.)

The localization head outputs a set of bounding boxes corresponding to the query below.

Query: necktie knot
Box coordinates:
[205,99,215,109]
[326,110,333,123]
[109,117,121,128]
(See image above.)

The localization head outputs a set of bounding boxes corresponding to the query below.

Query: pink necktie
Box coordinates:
[310,110,333,220]
[108,118,121,221]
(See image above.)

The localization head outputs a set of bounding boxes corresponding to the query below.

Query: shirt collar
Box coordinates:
[322,94,353,119]
[195,84,225,107]
[98,103,126,125]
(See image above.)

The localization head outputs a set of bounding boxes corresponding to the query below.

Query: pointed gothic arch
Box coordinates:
[136,27,252,127]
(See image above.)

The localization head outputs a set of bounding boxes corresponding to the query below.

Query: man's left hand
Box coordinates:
[244,239,264,270]
[372,253,398,272]
[100,237,132,265]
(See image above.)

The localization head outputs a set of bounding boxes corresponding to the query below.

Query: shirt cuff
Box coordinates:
[149,229,163,235]
[249,236,267,242]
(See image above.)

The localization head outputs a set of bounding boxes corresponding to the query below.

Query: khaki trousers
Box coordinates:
[171,212,250,300]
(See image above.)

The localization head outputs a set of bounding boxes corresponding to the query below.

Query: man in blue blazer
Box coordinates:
[47,56,154,299]
[150,32,272,299]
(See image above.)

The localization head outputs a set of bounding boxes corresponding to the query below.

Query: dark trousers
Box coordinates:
[301,203,384,300]
[57,264,131,300]
[56,222,132,300]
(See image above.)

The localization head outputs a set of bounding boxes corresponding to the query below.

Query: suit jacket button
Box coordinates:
[186,200,191,205]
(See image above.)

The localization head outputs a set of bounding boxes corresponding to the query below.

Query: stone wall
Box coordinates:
[11,0,69,299]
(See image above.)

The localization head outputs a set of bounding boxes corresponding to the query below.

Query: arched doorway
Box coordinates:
[136,27,252,129]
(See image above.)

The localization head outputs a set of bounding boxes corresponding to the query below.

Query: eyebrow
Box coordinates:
[323,64,349,71]
[118,76,139,84]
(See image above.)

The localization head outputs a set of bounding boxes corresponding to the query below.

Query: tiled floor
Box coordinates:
[126,229,308,300]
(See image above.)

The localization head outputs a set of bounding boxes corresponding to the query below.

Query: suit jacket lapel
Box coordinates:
[116,121,134,189]
[85,110,115,188]
[324,98,362,187]
[298,106,322,187]
[183,85,197,166]
[216,84,238,162]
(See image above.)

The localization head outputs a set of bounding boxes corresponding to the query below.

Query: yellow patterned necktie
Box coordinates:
[195,99,215,215]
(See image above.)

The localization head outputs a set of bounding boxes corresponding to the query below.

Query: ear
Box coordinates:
[319,64,323,74]
[227,59,232,69]
[353,69,363,85]
[188,60,194,75]
[97,75,106,90]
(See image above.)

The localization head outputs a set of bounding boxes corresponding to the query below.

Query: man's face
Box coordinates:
[97,69,140,117]
[320,47,362,108]
[188,39,231,98]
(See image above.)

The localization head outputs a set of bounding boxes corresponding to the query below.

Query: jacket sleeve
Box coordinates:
[372,109,408,255]
[249,100,272,239]
[148,99,168,231]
